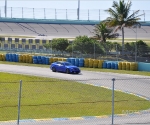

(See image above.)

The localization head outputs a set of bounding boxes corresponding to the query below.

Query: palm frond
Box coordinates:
[105,8,118,19]
[93,22,119,42]
[126,10,140,20]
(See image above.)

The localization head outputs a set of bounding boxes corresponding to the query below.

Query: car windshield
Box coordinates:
[64,62,73,66]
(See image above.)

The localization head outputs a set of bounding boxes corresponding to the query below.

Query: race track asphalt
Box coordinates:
[0,64,150,125]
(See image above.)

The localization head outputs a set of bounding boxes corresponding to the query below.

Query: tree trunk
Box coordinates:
[122,27,124,55]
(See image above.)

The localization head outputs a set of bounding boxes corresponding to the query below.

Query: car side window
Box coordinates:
[56,62,61,65]
[60,62,64,66]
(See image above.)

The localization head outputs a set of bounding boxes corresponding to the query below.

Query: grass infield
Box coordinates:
[0,71,150,121]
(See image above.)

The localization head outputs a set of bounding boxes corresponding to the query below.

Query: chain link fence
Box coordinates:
[1,43,150,63]
[0,6,148,21]
[0,77,150,125]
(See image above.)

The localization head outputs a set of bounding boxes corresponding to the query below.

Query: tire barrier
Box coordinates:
[41,56,46,64]
[102,61,119,69]
[67,58,84,67]
[49,58,53,64]
[107,62,111,69]
[19,55,23,62]
[118,62,122,70]
[45,57,49,65]
[0,54,5,61]
[70,58,75,65]
[75,58,79,67]
[62,58,67,61]
[32,55,49,65]
[122,62,126,70]
[29,55,33,63]
[98,60,103,68]
[117,62,138,71]
[33,56,37,64]
[58,58,63,61]
[1,53,139,71]
[93,59,99,68]
[126,62,130,70]
[130,62,138,71]
[103,61,107,68]
[89,59,94,68]
[53,57,58,62]
[5,53,19,62]
[111,62,115,69]
[79,58,84,67]
[84,58,89,67]
[67,58,71,63]
[84,59,104,68]
[23,55,26,63]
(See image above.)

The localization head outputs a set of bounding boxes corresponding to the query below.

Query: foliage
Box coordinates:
[52,38,69,52]
[112,42,122,52]
[93,22,119,42]
[104,0,142,54]
[124,40,150,56]
[43,43,51,50]
[66,36,104,54]
[136,40,150,56]
[66,44,72,53]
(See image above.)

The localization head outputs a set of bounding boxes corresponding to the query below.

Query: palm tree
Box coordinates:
[93,22,119,43]
[93,22,119,54]
[104,0,142,54]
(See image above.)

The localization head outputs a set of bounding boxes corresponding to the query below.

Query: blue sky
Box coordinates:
[0,0,149,21]
[0,0,149,10]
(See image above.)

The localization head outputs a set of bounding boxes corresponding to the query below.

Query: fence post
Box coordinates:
[88,9,89,20]
[94,42,95,59]
[33,8,35,19]
[17,80,22,125]
[22,7,23,18]
[55,9,57,19]
[66,9,67,20]
[11,7,12,18]
[143,10,145,22]
[99,9,100,21]
[112,78,115,125]
[116,44,118,61]
[44,8,46,19]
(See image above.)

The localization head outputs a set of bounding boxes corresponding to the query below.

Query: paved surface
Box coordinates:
[0,22,150,40]
[0,64,150,125]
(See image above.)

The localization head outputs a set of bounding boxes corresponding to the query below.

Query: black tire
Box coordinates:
[52,67,56,72]
[66,69,70,74]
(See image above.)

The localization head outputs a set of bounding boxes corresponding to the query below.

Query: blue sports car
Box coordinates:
[50,61,81,74]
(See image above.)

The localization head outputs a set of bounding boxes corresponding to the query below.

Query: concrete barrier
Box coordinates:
[138,62,150,72]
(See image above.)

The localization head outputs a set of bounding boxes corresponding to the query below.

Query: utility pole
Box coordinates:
[5,0,7,18]
[77,0,80,20]
[135,25,137,62]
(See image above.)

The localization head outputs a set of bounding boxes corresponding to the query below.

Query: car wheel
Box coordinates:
[66,69,70,74]
[52,67,56,72]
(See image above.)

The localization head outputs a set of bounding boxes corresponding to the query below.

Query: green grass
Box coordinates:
[0,72,150,121]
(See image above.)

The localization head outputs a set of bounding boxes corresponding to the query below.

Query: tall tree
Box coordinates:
[104,0,142,54]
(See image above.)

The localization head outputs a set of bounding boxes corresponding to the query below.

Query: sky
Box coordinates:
[0,0,149,21]
[0,0,148,10]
